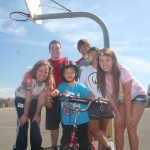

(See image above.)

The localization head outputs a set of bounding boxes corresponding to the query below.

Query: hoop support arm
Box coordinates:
[34,12,110,48]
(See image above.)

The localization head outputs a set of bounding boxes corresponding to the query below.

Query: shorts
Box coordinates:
[88,101,114,120]
[45,97,61,130]
[117,95,148,106]
[132,95,148,106]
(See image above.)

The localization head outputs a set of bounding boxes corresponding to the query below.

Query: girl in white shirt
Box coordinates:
[13,60,54,150]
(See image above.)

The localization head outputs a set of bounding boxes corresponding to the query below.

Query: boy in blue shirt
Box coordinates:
[52,62,94,150]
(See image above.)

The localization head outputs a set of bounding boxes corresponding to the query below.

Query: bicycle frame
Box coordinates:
[59,93,101,150]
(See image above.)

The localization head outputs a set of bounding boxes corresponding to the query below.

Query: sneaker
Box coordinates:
[88,143,97,150]
[106,142,114,150]
[51,146,58,150]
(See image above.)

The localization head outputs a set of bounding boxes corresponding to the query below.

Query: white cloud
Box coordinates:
[0,88,15,98]
[0,88,14,92]
[118,55,150,74]
[43,15,102,33]
[63,31,102,44]
[26,65,32,70]
[43,18,103,45]
[0,9,27,37]
[0,4,30,39]
[43,20,77,32]
[6,24,27,36]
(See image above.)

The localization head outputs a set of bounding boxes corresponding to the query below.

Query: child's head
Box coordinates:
[77,39,91,57]
[97,48,120,98]
[60,61,79,83]
[98,48,119,73]
[49,40,62,60]
[28,60,55,86]
[88,47,99,65]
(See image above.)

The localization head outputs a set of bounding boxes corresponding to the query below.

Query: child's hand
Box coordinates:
[45,89,60,108]
[51,89,60,97]
[114,113,123,127]
[32,115,41,125]
[19,115,28,126]
[100,97,109,103]
[88,93,95,100]
[126,115,135,128]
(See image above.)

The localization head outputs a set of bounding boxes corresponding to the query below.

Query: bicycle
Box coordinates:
[58,93,102,150]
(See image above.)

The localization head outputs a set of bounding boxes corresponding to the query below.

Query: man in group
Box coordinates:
[75,39,91,78]
[46,40,68,150]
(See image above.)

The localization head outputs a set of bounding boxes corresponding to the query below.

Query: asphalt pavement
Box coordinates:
[0,107,150,150]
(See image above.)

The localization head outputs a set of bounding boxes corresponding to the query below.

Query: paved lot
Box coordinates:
[0,107,150,150]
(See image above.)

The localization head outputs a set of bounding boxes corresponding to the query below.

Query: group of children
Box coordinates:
[13,39,148,150]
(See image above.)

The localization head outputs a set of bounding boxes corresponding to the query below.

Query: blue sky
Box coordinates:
[0,0,150,98]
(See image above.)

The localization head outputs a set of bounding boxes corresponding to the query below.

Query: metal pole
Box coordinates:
[34,12,110,48]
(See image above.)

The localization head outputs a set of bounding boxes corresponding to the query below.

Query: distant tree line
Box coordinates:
[148,84,150,96]
[0,97,14,107]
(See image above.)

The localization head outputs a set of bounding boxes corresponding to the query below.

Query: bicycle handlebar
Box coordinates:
[58,93,101,112]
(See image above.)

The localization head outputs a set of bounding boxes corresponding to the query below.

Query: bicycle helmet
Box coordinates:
[60,61,79,82]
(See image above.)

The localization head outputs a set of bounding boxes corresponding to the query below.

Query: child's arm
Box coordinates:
[45,89,60,108]
[19,90,32,126]
[32,92,46,124]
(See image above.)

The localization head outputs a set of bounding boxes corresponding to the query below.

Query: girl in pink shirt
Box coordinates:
[97,48,147,150]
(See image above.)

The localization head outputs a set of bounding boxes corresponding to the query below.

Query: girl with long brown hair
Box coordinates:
[97,48,148,150]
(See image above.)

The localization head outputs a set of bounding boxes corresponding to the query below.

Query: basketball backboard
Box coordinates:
[25,0,42,24]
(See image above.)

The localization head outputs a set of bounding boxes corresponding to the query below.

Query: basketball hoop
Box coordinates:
[9,11,32,22]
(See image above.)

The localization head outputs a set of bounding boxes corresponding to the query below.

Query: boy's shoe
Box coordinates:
[105,142,114,150]
[51,146,58,150]
[88,143,97,150]
[31,147,44,150]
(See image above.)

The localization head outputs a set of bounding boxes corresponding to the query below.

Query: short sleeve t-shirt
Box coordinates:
[105,64,146,102]
[76,57,90,78]
[80,65,101,98]
[48,58,68,88]
[15,73,47,99]
[58,82,90,125]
